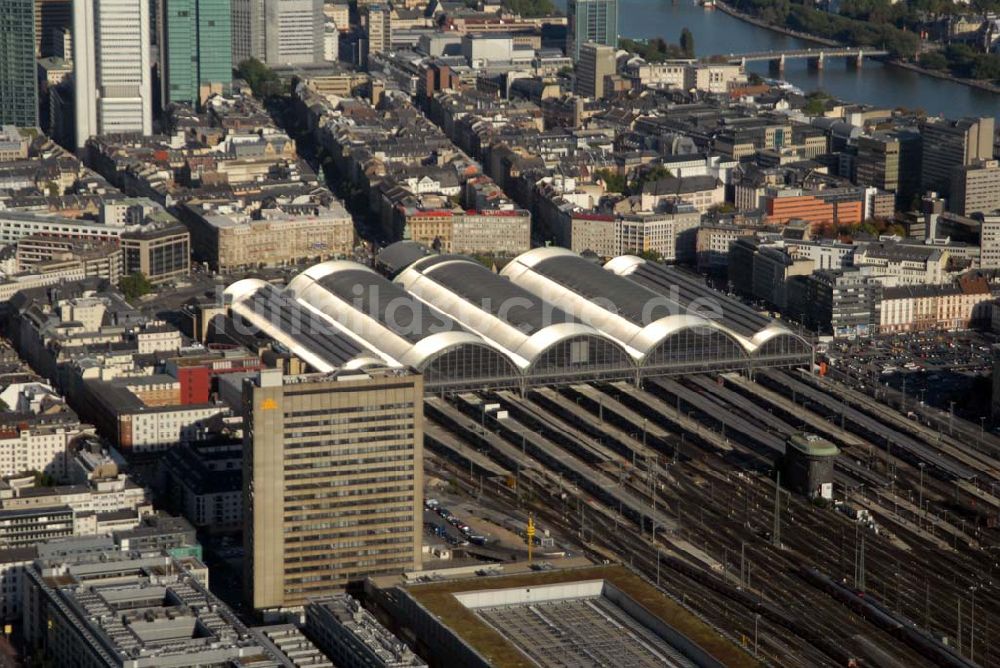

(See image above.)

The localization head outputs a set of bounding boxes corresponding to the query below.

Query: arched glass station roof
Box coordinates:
[501,248,753,371]
[288,261,520,387]
[224,278,387,372]
[225,248,812,389]
[605,255,813,362]
[398,254,634,382]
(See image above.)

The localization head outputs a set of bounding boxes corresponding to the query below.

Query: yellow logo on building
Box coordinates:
[260,398,278,411]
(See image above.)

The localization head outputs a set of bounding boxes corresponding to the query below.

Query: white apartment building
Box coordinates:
[0,418,88,481]
[783,239,855,271]
[630,61,746,94]
[0,267,89,303]
[0,211,122,246]
[117,403,227,452]
[852,242,949,286]
[617,211,700,261]
[0,477,149,518]
[632,61,688,88]
[73,0,153,150]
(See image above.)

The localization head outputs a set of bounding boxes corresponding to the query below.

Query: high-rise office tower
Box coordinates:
[919,116,994,197]
[575,41,615,99]
[854,130,921,209]
[73,0,153,150]
[34,0,71,56]
[232,0,322,67]
[567,0,618,62]
[263,0,324,65]
[162,0,233,107]
[230,0,264,65]
[0,0,40,127]
[243,369,423,612]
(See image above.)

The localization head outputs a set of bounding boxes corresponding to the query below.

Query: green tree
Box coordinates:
[730,0,919,58]
[503,0,556,17]
[680,28,695,59]
[972,54,1000,81]
[120,272,154,301]
[628,164,672,194]
[708,202,737,215]
[619,37,686,62]
[33,471,58,487]
[943,43,977,77]
[802,90,830,115]
[237,58,283,98]
[918,51,949,71]
[594,168,627,193]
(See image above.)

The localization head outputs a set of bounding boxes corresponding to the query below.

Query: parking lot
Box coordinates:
[821,330,996,422]
[423,501,488,548]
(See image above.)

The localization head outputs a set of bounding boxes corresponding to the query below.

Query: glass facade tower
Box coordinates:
[0,0,40,126]
[163,0,233,107]
[567,0,618,62]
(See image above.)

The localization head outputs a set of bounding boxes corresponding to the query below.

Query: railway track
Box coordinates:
[422,371,1000,666]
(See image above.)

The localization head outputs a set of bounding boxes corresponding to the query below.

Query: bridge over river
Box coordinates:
[725,47,890,70]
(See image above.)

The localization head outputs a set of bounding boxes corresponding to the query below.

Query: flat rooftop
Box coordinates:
[457,580,699,668]
[399,564,756,668]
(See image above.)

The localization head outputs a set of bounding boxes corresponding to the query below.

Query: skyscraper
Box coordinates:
[0,0,40,127]
[243,369,423,612]
[567,0,618,62]
[162,0,233,107]
[231,0,322,67]
[230,0,265,65]
[34,0,71,57]
[74,0,153,149]
[263,0,324,66]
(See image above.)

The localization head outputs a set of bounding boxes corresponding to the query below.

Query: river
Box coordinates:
[554,0,1000,118]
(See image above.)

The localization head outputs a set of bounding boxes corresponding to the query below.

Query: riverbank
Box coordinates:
[887,60,1000,95]
[714,1,839,48]
[715,0,1000,97]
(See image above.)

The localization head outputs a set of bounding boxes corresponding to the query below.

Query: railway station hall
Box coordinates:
[221,244,813,391]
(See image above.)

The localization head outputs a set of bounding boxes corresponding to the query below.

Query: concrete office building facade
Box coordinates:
[264,0,324,65]
[73,0,153,149]
[243,369,423,612]
[575,42,615,99]
[919,116,994,196]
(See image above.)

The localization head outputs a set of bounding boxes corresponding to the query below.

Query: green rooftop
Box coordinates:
[787,432,839,457]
